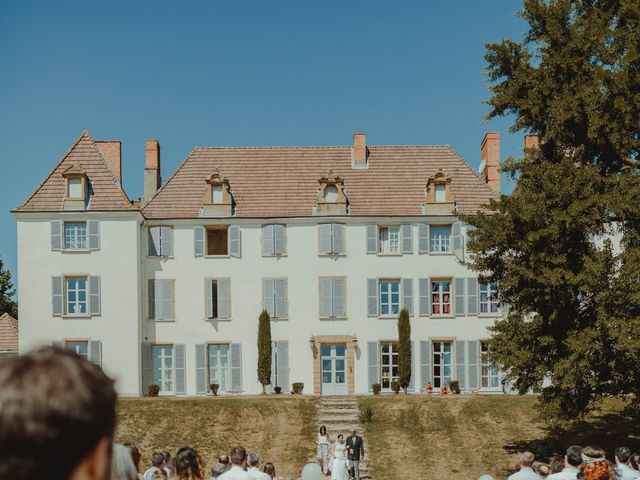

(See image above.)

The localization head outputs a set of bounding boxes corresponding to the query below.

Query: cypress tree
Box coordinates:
[397,308,411,394]
[257,310,272,394]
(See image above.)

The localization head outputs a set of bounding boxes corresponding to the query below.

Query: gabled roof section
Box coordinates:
[14,131,136,212]
[142,144,498,218]
[0,313,18,352]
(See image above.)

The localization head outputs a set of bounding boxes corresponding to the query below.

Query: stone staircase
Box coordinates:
[315,396,371,479]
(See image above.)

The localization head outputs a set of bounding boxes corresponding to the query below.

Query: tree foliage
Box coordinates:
[257,310,272,394]
[467,0,640,420]
[397,308,412,394]
[0,256,17,319]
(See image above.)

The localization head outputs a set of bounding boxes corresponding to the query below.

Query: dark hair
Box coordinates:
[319,426,327,435]
[230,446,247,465]
[567,445,583,467]
[583,445,606,462]
[337,434,344,441]
[218,454,229,464]
[152,452,166,467]
[123,443,141,472]
[175,447,204,480]
[549,454,564,473]
[629,453,640,470]
[0,347,116,480]
[263,462,275,476]
[616,446,632,464]
[163,451,171,462]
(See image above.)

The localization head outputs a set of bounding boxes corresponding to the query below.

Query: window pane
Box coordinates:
[212,185,223,203]
[435,184,446,202]
[335,345,346,357]
[321,345,331,357]
[68,178,83,198]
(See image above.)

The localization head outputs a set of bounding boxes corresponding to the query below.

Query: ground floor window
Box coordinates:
[65,340,88,358]
[208,344,229,392]
[153,345,174,394]
[433,341,452,388]
[380,342,399,390]
[480,341,500,389]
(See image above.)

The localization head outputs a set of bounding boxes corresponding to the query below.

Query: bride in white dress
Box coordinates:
[330,434,349,480]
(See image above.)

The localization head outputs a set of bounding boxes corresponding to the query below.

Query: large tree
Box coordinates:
[0,256,17,319]
[257,310,272,394]
[397,308,412,394]
[467,0,640,420]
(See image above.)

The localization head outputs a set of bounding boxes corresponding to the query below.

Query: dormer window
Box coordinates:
[212,185,224,204]
[201,170,233,217]
[435,184,446,203]
[68,178,84,198]
[61,163,89,210]
[324,185,339,202]
[316,171,348,216]
[423,169,455,215]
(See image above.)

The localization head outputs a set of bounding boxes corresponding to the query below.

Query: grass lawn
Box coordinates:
[359,395,639,479]
[116,396,317,477]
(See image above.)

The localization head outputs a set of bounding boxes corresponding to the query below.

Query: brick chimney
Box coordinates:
[96,141,122,183]
[144,140,161,202]
[480,132,500,193]
[352,132,368,168]
[524,134,539,150]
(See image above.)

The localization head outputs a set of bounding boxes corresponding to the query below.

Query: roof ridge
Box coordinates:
[193,144,453,151]
[446,145,500,197]
[91,136,136,208]
[142,147,199,209]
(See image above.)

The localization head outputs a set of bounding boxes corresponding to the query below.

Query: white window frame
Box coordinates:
[207,343,230,393]
[479,282,500,314]
[152,344,175,395]
[65,340,89,358]
[379,279,400,317]
[212,185,224,204]
[148,279,175,321]
[67,178,84,199]
[480,341,500,390]
[64,222,87,250]
[378,226,400,254]
[206,226,229,256]
[432,341,452,388]
[435,184,447,203]
[380,341,399,391]
[65,276,88,316]
[431,280,452,316]
[429,225,452,253]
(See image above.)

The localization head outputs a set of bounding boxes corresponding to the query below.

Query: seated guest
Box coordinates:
[535,463,550,479]
[211,463,227,479]
[175,447,205,480]
[582,446,607,464]
[144,452,167,480]
[548,455,564,475]
[219,454,231,472]
[219,447,251,480]
[247,453,270,480]
[630,454,640,472]
[0,347,116,480]
[615,447,640,480]
[508,452,542,479]
[124,443,144,480]
[163,451,173,478]
[113,444,139,480]
[580,460,616,480]
[548,445,582,479]
[263,463,276,479]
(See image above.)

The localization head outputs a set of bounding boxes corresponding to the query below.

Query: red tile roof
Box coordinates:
[143,145,498,218]
[0,313,18,352]
[14,131,136,212]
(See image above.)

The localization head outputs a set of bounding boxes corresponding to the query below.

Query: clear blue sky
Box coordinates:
[0,0,526,285]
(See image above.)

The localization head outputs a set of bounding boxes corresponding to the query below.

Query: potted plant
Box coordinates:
[274,386,282,394]
[372,383,381,395]
[210,383,219,396]
[147,384,160,397]
[391,381,400,394]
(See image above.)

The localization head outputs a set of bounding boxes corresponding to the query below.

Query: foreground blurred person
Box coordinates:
[112,444,139,480]
[0,347,117,480]
[175,447,205,480]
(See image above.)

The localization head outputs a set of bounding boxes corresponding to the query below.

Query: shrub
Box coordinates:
[450,380,460,394]
[391,381,400,394]
[210,383,219,396]
[292,382,304,394]
[274,386,282,394]
[359,407,374,424]
[397,308,412,393]
[147,384,160,397]
[372,383,381,395]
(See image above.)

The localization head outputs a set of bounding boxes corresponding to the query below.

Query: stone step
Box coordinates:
[317,407,359,415]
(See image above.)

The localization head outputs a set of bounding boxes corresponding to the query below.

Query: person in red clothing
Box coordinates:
[424,382,433,394]
[440,384,450,395]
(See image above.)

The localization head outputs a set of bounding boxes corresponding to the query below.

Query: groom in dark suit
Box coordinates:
[346,428,364,480]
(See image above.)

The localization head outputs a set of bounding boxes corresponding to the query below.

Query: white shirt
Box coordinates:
[617,464,640,480]
[219,465,252,480]
[143,467,162,480]
[507,467,542,480]
[318,433,329,445]
[548,466,580,479]
[247,466,271,480]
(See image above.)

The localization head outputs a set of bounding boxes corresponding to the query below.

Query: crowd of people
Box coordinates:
[0,347,638,480]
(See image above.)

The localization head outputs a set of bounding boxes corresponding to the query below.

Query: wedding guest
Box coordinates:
[440,384,450,395]
[0,347,117,480]
[211,463,227,480]
[580,460,616,480]
[615,447,640,480]
[345,429,364,480]
[535,463,550,479]
[548,445,582,479]
[175,447,205,480]
[113,444,139,480]
[262,463,275,479]
[331,434,349,480]
[548,455,564,475]
[124,443,144,480]
[317,426,329,475]
[219,455,231,472]
[144,452,167,480]
[163,451,173,478]
[479,476,496,480]
[247,453,270,480]
[582,446,607,463]
[219,447,251,480]
[630,454,640,472]
[424,382,433,394]
[507,452,542,480]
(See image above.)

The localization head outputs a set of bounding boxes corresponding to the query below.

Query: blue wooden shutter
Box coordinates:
[408,341,415,391]
[205,279,213,318]
[88,220,100,250]
[52,276,63,316]
[428,278,433,315]
[418,224,430,253]
[367,279,378,317]
[454,277,465,316]
[194,226,205,257]
[149,227,160,256]
[174,344,186,395]
[333,278,345,317]
[51,340,63,349]
[263,279,275,317]
[467,278,479,315]
[51,221,63,251]
[217,279,230,319]
[319,224,332,254]
[195,344,207,395]
[401,224,413,254]
[161,280,174,320]
[89,340,102,368]
[228,225,241,258]
[418,278,429,316]
[402,278,413,315]
[274,278,287,318]
[277,342,289,391]
[332,223,345,254]
[230,343,242,391]
[366,225,377,254]
[161,226,173,256]
[367,341,379,392]
[274,225,286,255]
[319,278,332,318]
[453,221,464,261]
[141,342,153,395]
[467,340,479,390]
[455,340,466,391]
[420,340,432,387]
[89,276,101,316]
[262,225,274,255]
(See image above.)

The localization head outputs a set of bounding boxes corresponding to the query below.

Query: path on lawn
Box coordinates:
[315,396,371,479]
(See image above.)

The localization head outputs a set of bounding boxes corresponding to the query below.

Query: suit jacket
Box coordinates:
[345,435,364,461]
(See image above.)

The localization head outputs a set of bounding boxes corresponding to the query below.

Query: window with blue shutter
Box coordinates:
[52,276,63,316]
[319,224,344,255]
[195,344,207,395]
[366,225,378,254]
[319,277,346,318]
[367,341,379,392]
[149,226,174,257]
[367,279,378,317]
[418,224,430,254]
[206,278,231,320]
[148,279,175,320]
[263,278,287,319]
[230,343,243,392]
[51,221,63,251]
[88,220,100,250]
[401,224,413,254]
[174,344,186,395]
[402,278,414,315]
[262,224,286,256]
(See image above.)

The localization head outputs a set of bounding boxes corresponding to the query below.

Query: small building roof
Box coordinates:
[0,313,18,352]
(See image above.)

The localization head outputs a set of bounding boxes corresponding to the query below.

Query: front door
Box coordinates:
[321,344,347,395]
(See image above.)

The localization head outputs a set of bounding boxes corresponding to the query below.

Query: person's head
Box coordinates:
[263,462,275,477]
[151,452,166,468]
[319,426,327,436]
[582,445,606,463]
[518,452,535,468]
[174,447,204,480]
[478,476,495,480]
[230,446,247,467]
[548,454,564,473]
[247,453,260,468]
[350,429,357,436]
[218,454,229,465]
[162,451,172,470]
[210,463,226,479]
[566,445,583,468]
[337,434,344,444]
[0,347,117,480]
[580,460,615,480]
[123,443,141,472]
[630,453,640,471]
[615,446,632,465]
[534,463,550,478]
[112,444,138,480]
